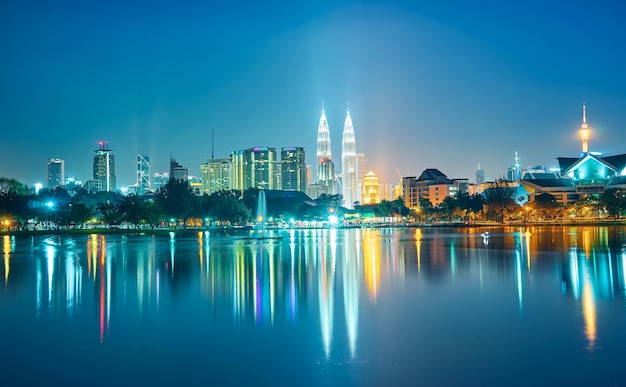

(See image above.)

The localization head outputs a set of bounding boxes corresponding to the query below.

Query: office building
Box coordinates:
[47,158,65,188]
[231,147,277,190]
[200,157,231,194]
[281,147,306,192]
[170,158,188,182]
[137,155,150,194]
[153,172,169,191]
[476,164,485,186]
[93,141,116,192]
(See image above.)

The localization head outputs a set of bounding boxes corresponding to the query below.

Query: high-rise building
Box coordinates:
[316,103,336,194]
[170,158,188,182]
[200,157,231,194]
[46,158,64,188]
[153,172,169,191]
[137,155,150,194]
[93,141,116,192]
[281,147,306,192]
[476,163,485,186]
[341,108,358,208]
[231,147,277,190]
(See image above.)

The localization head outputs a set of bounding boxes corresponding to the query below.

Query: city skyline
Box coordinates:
[1,1,625,187]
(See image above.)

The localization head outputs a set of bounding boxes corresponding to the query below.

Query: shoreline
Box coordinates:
[2,219,626,237]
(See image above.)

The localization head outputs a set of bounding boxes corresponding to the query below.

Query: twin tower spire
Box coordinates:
[316,102,359,209]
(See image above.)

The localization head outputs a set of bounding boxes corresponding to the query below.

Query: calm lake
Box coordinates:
[1,226,626,386]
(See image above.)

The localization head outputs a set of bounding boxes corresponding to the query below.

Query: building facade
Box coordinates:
[362,171,380,205]
[520,104,626,205]
[137,155,150,194]
[200,157,231,194]
[341,109,358,208]
[47,158,65,188]
[476,164,485,186]
[402,169,469,209]
[231,147,277,190]
[281,147,306,192]
[153,172,169,191]
[93,141,116,192]
[170,158,188,182]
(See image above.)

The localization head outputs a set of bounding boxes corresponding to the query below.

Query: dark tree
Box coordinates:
[530,193,561,220]
[391,197,410,217]
[67,197,93,229]
[457,192,484,220]
[207,190,250,224]
[599,188,626,219]
[375,200,394,217]
[156,179,198,228]
[96,201,122,226]
[117,194,145,228]
[418,197,435,219]
[483,180,518,222]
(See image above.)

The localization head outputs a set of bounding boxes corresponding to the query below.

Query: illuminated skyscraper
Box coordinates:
[281,147,306,192]
[137,155,150,194]
[341,107,357,208]
[316,103,336,194]
[93,142,115,192]
[200,157,231,194]
[46,158,64,188]
[231,147,277,190]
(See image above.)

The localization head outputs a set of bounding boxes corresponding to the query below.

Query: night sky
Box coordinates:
[1,0,625,188]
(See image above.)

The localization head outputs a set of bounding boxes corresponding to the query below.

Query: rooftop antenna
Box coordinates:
[211,129,215,160]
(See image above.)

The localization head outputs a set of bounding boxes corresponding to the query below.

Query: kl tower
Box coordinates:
[578,103,592,154]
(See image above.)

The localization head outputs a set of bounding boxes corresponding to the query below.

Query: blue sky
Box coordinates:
[1,0,625,188]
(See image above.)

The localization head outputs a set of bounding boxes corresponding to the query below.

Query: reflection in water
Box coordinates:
[363,229,380,301]
[344,229,361,359]
[582,273,596,349]
[515,242,523,313]
[318,229,337,358]
[3,235,13,284]
[414,228,422,273]
[3,226,626,357]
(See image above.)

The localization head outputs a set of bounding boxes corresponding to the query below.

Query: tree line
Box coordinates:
[1,176,625,231]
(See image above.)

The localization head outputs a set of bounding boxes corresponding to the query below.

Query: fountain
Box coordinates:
[251,190,282,241]
[255,189,267,237]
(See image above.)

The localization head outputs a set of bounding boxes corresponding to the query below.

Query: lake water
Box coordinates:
[1,226,626,386]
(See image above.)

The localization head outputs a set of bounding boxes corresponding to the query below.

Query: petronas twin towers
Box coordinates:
[315,103,359,209]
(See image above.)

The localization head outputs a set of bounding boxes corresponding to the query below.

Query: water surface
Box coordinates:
[1,226,626,386]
